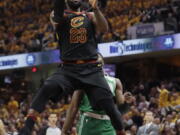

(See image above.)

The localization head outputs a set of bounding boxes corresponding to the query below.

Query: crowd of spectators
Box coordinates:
[0,1,180,135]
[137,0,180,32]
[0,0,57,56]
[103,0,180,41]
[0,0,180,56]
[0,78,179,135]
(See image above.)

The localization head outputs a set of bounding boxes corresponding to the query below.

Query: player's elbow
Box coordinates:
[116,96,125,105]
[71,106,78,115]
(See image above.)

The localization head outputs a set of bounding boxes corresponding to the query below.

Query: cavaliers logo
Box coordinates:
[71,17,84,28]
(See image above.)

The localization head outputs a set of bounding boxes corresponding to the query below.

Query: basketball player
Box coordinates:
[62,55,133,135]
[19,0,125,134]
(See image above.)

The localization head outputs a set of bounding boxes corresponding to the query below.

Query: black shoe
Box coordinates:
[18,127,31,135]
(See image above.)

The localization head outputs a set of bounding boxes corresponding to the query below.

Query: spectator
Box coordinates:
[161,123,176,135]
[137,111,160,135]
[7,96,19,112]
[0,78,179,134]
[1,0,178,54]
[158,84,170,108]
[130,106,143,127]
[0,119,7,135]
[129,125,137,135]
[175,119,180,135]
[165,12,178,32]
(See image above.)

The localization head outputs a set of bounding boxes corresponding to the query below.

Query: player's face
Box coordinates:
[67,0,82,11]
[48,114,58,125]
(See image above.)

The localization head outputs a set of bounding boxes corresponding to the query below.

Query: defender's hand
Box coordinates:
[89,0,98,9]
[124,92,133,104]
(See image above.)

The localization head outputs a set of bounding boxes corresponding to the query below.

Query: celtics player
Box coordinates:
[62,55,133,135]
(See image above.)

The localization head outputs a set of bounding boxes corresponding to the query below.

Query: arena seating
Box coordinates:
[0,77,179,134]
[0,0,180,56]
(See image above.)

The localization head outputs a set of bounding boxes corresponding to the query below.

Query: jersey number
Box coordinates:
[70,28,87,44]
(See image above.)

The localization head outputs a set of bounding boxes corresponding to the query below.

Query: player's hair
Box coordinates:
[97,52,105,66]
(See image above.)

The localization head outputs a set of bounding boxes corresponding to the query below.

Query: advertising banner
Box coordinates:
[0,33,180,70]
[98,33,180,58]
[127,22,164,39]
[0,50,60,70]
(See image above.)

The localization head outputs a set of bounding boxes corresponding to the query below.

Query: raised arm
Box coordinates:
[89,0,109,33]
[50,0,66,28]
[62,90,84,135]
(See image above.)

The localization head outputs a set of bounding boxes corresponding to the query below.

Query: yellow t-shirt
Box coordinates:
[168,92,179,108]
[158,89,169,108]
[8,100,19,110]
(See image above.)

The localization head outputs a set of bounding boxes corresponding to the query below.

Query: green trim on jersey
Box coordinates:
[79,75,116,114]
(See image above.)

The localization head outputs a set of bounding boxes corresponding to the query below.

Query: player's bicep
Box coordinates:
[115,79,124,105]
[88,12,100,35]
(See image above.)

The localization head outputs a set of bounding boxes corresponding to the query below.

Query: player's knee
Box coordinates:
[43,81,56,89]
[42,81,58,94]
[97,98,124,130]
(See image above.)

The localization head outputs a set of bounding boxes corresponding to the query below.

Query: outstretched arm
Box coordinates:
[62,90,84,135]
[115,78,133,114]
[89,0,109,33]
[118,92,133,114]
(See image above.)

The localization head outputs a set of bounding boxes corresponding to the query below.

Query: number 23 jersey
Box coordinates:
[56,10,98,61]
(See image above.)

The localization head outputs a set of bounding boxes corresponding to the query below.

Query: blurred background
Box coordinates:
[0,0,180,134]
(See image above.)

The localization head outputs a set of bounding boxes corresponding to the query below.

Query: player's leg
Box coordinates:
[97,98,124,130]
[19,73,74,135]
[77,114,116,135]
[19,81,63,135]
[85,87,124,131]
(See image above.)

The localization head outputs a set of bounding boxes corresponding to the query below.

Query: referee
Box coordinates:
[39,113,61,135]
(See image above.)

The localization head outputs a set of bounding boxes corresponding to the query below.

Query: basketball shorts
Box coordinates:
[77,113,116,135]
[31,63,113,112]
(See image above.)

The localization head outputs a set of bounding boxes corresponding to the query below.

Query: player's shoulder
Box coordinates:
[105,75,118,81]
